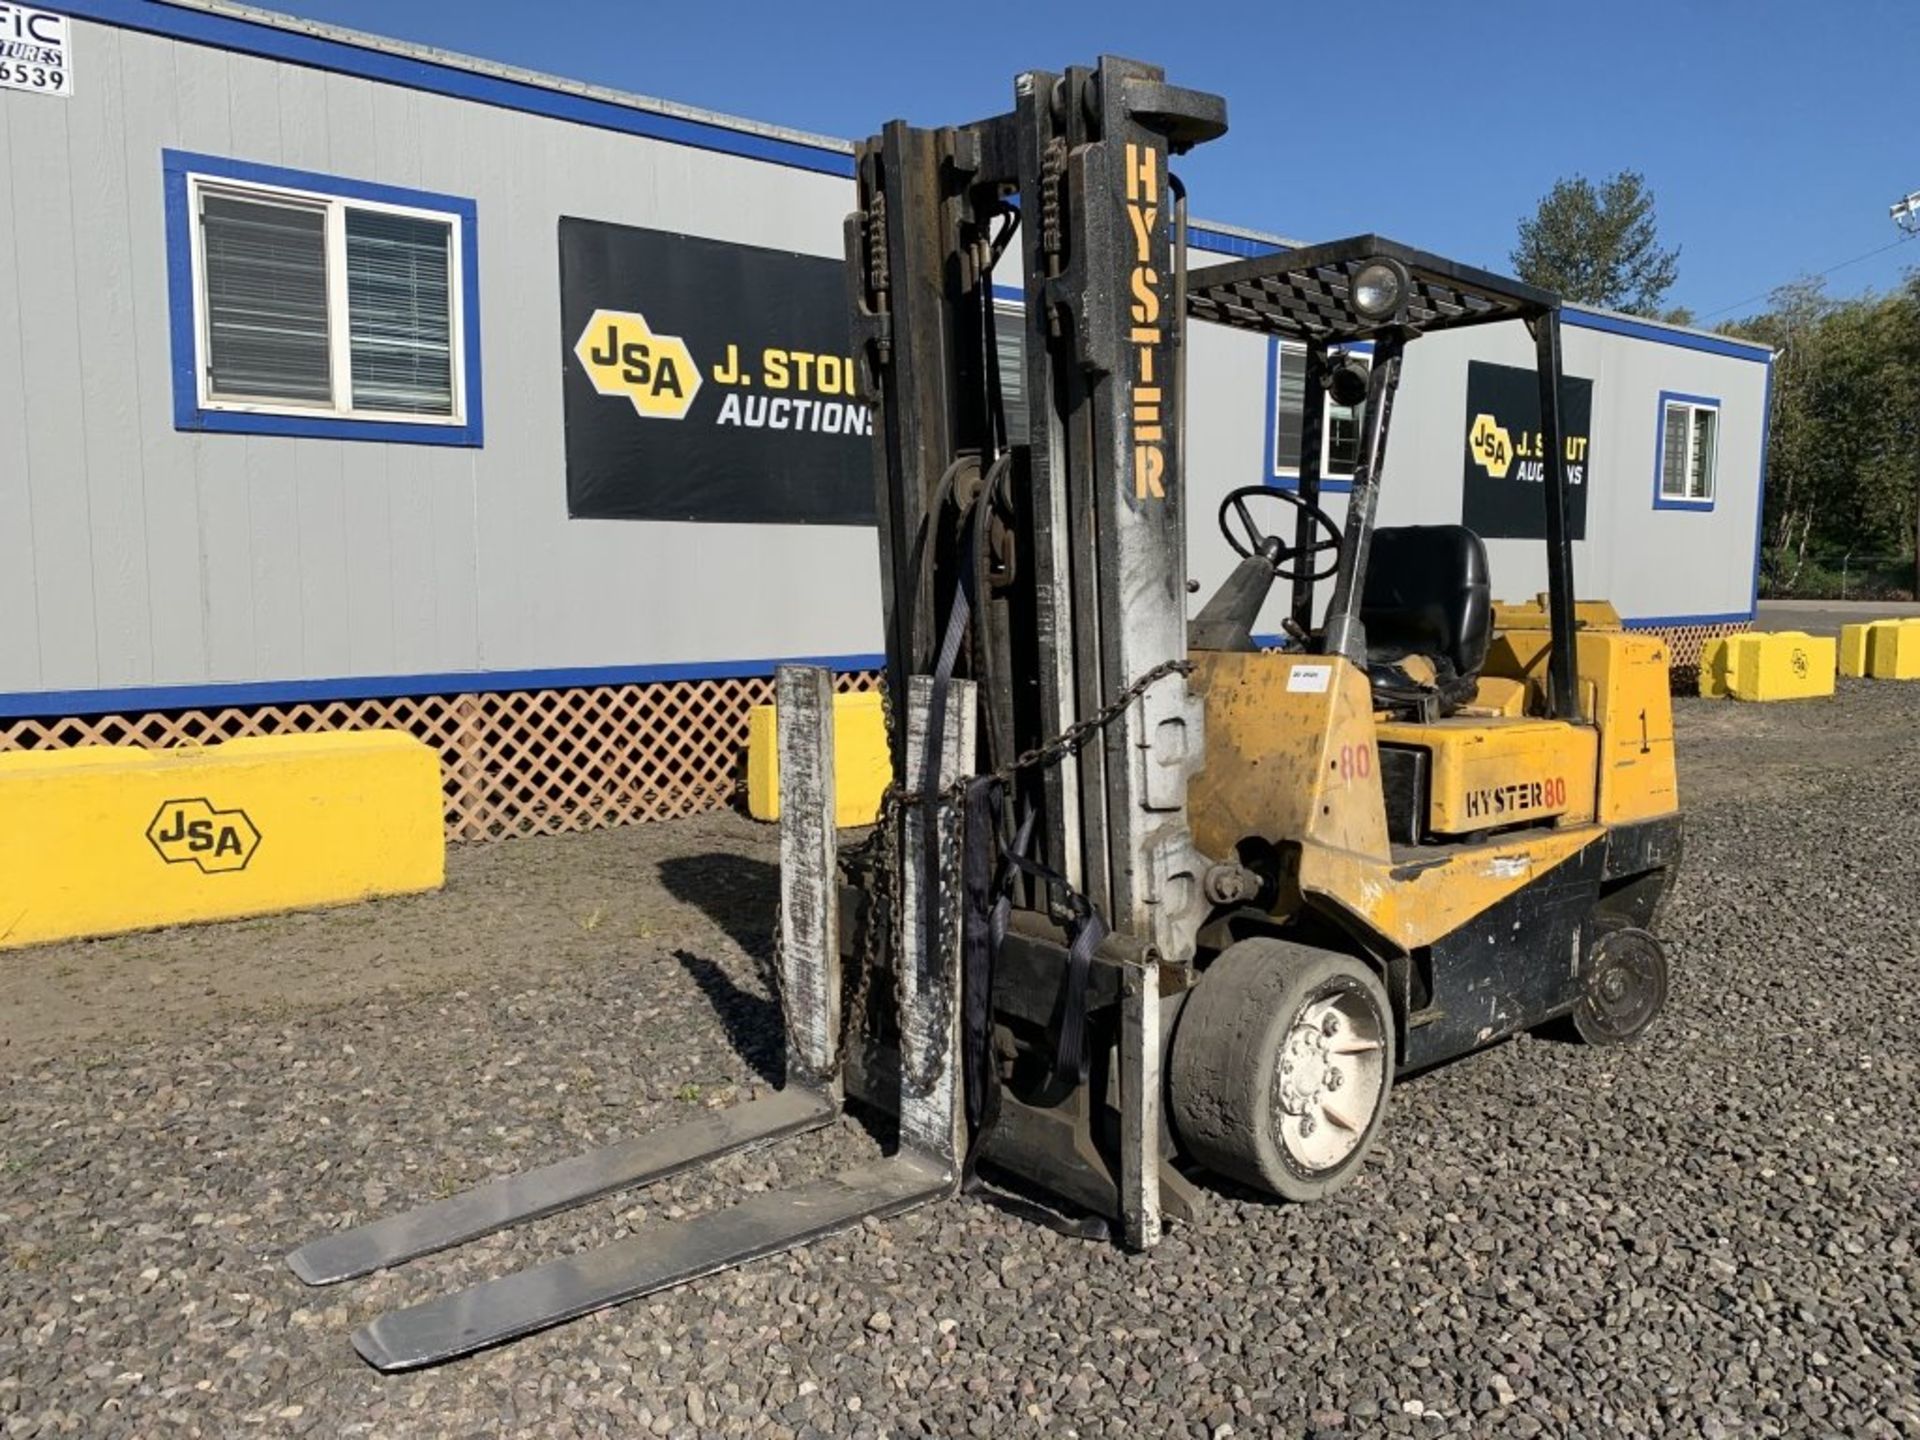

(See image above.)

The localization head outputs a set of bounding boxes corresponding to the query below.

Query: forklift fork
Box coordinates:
[287,667,975,1370]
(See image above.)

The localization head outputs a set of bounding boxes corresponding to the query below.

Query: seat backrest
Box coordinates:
[1360,525,1492,680]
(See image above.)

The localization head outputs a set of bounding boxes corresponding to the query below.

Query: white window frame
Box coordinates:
[185,172,468,427]
[1656,393,1719,506]
[1271,341,1371,482]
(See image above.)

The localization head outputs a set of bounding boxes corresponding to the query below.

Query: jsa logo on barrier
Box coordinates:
[147,799,261,874]
[574,309,701,420]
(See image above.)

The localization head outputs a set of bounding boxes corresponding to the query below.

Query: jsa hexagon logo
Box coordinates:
[147,798,262,874]
[1467,412,1514,480]
[574,309,701,420]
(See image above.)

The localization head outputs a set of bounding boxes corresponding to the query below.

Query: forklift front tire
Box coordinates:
[1171,939,1394,1203]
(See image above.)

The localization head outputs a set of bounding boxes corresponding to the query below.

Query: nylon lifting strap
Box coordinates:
[921,490,1109,1093]
[915,486,1114,1241]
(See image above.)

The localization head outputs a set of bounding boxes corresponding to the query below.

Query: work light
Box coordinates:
[1350,259,1408,322]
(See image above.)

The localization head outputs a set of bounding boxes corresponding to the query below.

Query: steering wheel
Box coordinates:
[1217,484,1343,582]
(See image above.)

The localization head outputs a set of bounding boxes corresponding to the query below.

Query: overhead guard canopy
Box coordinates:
[1184,234,1558,344]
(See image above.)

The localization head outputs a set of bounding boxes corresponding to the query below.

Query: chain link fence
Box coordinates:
[1762,551,1917,602]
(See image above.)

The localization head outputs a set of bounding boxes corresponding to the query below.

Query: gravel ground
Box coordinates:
[1755,601,1920,638]
[5,682,1920,1438]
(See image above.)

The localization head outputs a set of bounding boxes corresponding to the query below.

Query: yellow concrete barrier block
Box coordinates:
[747,691,890,827]
[1838,621,1891,678]
[1697,636,1734,698]
[1492,596,1624,632]
[1866,619,1920,679]
[0,732,444,950]
[1702,631,1835,702]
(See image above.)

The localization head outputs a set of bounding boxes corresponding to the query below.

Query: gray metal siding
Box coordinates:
[1179,304,1769,637]
[0,16,1768,708]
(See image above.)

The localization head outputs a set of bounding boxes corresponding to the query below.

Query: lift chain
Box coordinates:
[881,656,1194,1094]
[866,191,889,300]
[1039,136,1067,264]
[772,658,1191,1090]
[974,656,1194,799]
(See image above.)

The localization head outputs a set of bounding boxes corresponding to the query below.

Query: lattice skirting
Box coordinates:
[0,673,879,843]
[0,625,1740,844]
[1637,621,1751,690]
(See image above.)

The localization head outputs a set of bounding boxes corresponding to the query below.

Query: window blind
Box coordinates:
[1689,407,1716,499]
[1327,389,1365,473]
[346,209,454,415]
[1661,402,1691,497]
[201,193,332,404]
[1274,345,1367,475]
[992,313,1028,440]
[1274,344,1306,471]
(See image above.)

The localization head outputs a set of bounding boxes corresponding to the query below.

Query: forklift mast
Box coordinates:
[846,58,1228,967]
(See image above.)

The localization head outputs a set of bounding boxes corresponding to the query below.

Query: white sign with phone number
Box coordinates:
[0,5,71,97]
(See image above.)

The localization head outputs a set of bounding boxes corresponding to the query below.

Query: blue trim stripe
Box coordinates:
[63,0,855,178]
[1650,389,1720,512]
[1187,226,1284,259]
[0,617,1779,717]
[1261,335,1277,485]
[1623,611,1754,628]
[0,654,890,720]
[163,149,485,446]
[1751,359,1774,613]
[1564,307,1770,365]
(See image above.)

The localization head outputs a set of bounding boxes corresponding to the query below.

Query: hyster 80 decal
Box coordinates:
[1463,777,1568,820]
[1123,141,1166,503]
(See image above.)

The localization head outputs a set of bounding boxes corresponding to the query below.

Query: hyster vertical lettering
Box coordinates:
[291,57,1680,1370]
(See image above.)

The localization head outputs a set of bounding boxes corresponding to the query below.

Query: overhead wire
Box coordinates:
[1697,235,1916,323]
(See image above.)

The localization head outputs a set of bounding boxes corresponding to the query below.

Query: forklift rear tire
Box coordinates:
[1170,939,1394,1202]
[1570,925,1668,1046]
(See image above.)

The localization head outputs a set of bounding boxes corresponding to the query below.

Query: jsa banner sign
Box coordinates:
[1461,360,1592,541]
[0,5,71,96]
[559,218,874,526]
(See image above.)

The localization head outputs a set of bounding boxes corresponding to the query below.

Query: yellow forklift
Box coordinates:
[289,56,1680,1369]
[1172,235,1682,1200]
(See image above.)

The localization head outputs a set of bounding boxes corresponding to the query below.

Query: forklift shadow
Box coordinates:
[657,852,783,1088]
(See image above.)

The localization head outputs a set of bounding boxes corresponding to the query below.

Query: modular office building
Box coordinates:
[0,0,1774,838]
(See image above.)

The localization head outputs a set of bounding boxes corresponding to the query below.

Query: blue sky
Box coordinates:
[271,0,1920,323]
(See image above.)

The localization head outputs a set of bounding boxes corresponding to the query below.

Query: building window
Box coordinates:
[1655,391,1718,507]
[992,301,1028,439]
[1271,340,1369,487]
[164,151,482,446]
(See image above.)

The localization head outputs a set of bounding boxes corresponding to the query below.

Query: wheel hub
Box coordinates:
[1270,990,1387,1175]
[1577,928,1669,1045]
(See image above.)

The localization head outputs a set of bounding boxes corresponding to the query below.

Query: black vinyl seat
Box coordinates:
[1359,525,1492,714]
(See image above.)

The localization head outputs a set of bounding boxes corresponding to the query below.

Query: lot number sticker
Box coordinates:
[0,6,71,97]
[1286,663,1333,694]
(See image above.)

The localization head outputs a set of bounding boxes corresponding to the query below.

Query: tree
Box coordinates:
[1511,171,1680,316]
[1724,273,1920,597]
